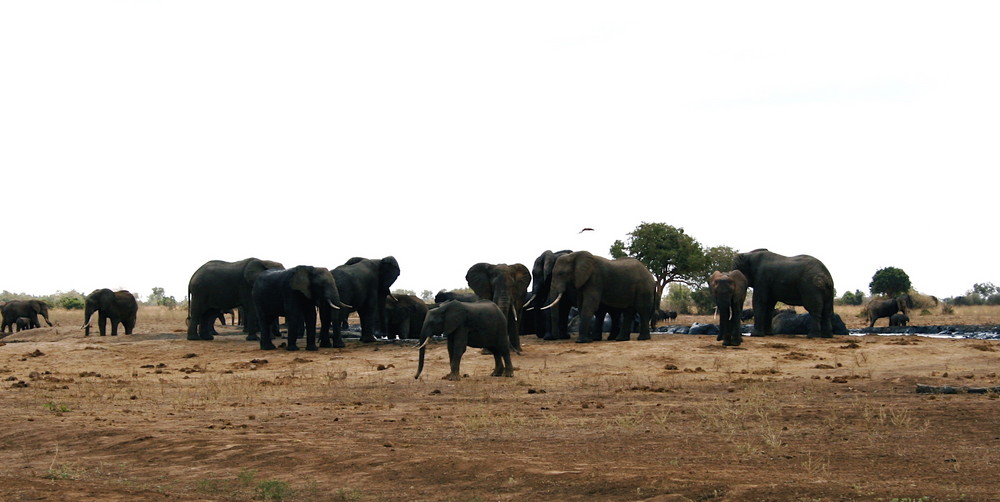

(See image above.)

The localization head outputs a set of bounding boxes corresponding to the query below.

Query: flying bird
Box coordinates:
[579,228,594,233]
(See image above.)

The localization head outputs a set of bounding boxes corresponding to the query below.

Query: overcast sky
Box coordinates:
[2,1,997,303]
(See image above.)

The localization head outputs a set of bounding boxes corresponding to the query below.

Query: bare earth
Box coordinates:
[1,307,998,501]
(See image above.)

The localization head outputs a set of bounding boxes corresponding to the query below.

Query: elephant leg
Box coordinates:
[491,351,504,376]
[196,312,215,340]
[303,307,318,351]
[542,308,562,341]
[98,313,108,336]
[614,311,635,342]
[446,330,468,380]
[752,296,776,336]
[637,310,651,341]
[124,318,135,335]
[577,297,598,344]
[507,311,522,354]
[110,316,120,336]
[358,306,378,343]
[258,315,278,350]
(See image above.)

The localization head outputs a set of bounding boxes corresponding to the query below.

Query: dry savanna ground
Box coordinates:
[1,305,999,501]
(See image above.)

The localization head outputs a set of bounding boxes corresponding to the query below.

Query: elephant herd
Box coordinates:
[3,247,917,380]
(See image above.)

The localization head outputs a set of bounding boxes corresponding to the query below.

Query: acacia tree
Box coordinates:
[610,222,709,302]
[869,267,912,298]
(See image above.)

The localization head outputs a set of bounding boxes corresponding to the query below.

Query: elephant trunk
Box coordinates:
[82,305,96,335]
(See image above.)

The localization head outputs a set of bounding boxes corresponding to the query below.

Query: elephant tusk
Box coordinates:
[541,293,562,310]
[523,298,534,309]
[340,302,353,310]
[81,322,90,329]
[416,337,430,350]
[327,301,341,310]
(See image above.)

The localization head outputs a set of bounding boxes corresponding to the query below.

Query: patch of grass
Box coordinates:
[255,479,294,500]
[43,464,81,480]
[42,402,71,413]
[333,488,364,500]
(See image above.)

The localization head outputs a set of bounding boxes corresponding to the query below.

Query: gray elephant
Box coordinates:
[542,251,656,343]
[319,256,400,346]
[466,262,531,354]
[733,249,835,338]
[252,265,348,351]
[415,300,513,381]
[15,317,32,332]
[524,249,575,340]
[385,294,429,340]
[433,290,479,303]
[709,270,748,346]
[187,258,285,341]
[1,300,53,333]
[772,311,849,336]
[83,289,138,336]
[889,313,910,327]
[867,294,914,327]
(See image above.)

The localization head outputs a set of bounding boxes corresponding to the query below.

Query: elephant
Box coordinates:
[733,249,835,338]
[709,270,749,347]
[466,262,531,354]
[187,258,284,341]
[82,288,138,336]
[15,317,32,332]
[1,300,53,333]
[771,311,849,336]
[415,300,513,381]
[252,265,349,351]
[867,294,914,327]
[433,290,479,303]
[523,250,575,340]
[320,256,400,346]
[385,294,429,340]
[889,313,910,327]
[740,308,755,321]
[542,251,656,343]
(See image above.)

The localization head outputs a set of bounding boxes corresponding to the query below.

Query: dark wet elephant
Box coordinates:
[889,313,910,327]
[733,249,835,338]
[252,265,348,351]
[771,311,848,336]
[319,256,400,346]
[1,300,52,333]
[524,249,575,341]
[83,289,138,336]
[187,258,285,341]
[543,251,656,343]
[867,294,914,328]
[385,294,429,340]
[709,270,748,346]
[415,300,512,381]
[466,262,531,354]
[434,290,479,303]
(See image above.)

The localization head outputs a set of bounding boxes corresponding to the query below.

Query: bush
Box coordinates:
[869,267,912,297]
[59,296,85,310]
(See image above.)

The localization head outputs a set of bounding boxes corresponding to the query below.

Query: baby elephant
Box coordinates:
[15,317,32,332]
[889,313,909,327]
[415,300,513,381]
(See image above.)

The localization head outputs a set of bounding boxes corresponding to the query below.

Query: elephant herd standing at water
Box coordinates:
[4,246,868,379]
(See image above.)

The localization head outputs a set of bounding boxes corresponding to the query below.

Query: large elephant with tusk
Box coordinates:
[252,265,350,351]
[543,251,656,343]
[319,256,401,346]
[83,289,138,336]
[465,262,531,354]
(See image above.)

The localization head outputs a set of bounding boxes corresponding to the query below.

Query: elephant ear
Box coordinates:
[379,256,400,293]
[512,264,531,295]
[574,253,596,289]
[99,289,116,309]
[465,263,494,300]
[290,266,313,299]
[244,259,270,285]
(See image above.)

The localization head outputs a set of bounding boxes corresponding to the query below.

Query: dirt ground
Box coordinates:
[1,307,998,501]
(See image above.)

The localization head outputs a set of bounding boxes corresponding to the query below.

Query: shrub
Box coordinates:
[59,296,85,310]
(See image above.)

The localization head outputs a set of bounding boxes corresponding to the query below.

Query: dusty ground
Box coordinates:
[0,307,998,501]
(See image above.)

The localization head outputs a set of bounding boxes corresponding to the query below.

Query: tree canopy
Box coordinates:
[869,267,912,298]
[610,222,710,301]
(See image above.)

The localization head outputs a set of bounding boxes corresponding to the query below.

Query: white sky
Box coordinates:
[2,1,997,302]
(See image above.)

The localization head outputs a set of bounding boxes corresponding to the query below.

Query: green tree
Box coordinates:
[869,267,912,298]
[703,245,738,277]
[420,290,434,302]
[664,283,693,314]
[839,289,865,306]
[610,222,709,302]
[971,282,998,297]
